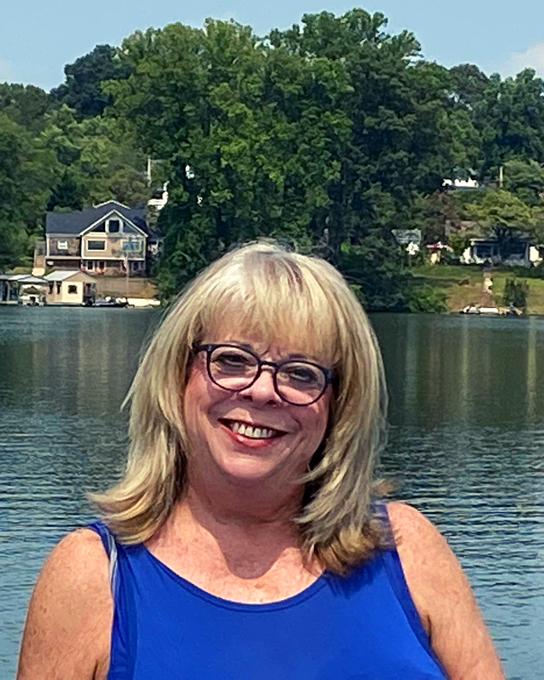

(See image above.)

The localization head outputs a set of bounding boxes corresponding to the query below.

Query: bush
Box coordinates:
[503,263,544,279]
[503,277,528,311]
[406,283,448,313]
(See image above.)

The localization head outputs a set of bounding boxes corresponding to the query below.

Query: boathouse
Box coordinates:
[44,271,96,306]
[0,274,49,305]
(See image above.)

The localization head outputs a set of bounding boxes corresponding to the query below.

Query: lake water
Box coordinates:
[1,307,543,679]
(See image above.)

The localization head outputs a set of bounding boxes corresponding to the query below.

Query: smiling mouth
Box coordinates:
[218,418,287,440]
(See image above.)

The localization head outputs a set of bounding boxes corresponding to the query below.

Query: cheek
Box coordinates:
[183,369,228,435]
[183,371,208,432]
[301,404,330,443]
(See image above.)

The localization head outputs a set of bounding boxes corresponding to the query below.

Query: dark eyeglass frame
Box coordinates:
[191,343,334,406]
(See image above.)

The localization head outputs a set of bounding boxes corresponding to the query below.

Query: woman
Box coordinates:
[17,240,504,679]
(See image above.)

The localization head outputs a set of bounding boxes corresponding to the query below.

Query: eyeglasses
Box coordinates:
[192,343,334,406]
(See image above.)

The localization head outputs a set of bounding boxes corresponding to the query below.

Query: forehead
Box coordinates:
[196,268,340,366]
[205,318,334,364]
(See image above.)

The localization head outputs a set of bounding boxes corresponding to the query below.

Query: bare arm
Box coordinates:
[387,502,505,680]
[17,529,112,680]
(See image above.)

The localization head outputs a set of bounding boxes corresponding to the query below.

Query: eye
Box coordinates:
[280,364,322,385]
[211,348,256,371]
[217,353,249,365]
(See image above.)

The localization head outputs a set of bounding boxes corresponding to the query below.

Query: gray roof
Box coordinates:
[46,201,149,236]
[0,274,48,283]
[44,270,95,282]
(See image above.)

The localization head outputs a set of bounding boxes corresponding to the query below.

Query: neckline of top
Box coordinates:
[140,543,329,612]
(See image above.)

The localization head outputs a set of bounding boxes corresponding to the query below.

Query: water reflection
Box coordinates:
[0,309,543,679]
[373,314,544,678]
[374,314,544,429]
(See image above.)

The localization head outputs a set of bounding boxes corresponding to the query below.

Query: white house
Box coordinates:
[443,178,481,190]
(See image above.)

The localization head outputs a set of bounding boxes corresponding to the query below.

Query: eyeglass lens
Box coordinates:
[208,346,326,405]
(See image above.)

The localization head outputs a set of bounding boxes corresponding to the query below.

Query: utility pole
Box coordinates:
[124,255,129,301]
[499,165,504,189]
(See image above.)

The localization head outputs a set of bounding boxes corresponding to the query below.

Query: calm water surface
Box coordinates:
[1,308,543,679]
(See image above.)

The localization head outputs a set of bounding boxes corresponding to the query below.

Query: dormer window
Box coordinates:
[107,219,121,233]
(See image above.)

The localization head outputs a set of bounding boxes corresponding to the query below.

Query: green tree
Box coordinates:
[462,188,537,253]
[474,70,544,179]
[0,83,52,131]
[503,276,528,311]
[40,106,148,208]
[503,158,544,206]
[109,19,352,296]
[0,114,58,268]
[50,45,132,118]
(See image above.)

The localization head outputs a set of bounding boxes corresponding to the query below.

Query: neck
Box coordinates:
[183,470,303,538]
[158,485,308,580]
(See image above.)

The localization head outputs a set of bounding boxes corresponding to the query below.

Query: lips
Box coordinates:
[218,418,288,436]
[218,419,288,449]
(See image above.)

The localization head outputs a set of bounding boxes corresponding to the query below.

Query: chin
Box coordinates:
[213,452,281,485]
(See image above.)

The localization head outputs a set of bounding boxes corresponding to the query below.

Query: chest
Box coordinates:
[146,542,320,604]
[108,553,445,680]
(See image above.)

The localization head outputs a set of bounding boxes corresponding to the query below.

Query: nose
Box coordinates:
[239,365,281,405]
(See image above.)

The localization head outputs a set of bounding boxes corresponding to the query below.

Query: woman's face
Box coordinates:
[182,327,332,488]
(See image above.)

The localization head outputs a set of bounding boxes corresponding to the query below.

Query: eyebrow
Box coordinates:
[235,342,314,362]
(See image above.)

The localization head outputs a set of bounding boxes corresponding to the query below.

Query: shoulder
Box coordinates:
[48,526,109,568]
[384,502,504,679]
[37,528,111,604]
[17,528,112,680]
[384,502,450,630]
[386,501,448,564]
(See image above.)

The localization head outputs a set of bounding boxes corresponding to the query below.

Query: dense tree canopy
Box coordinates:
[2,7,544,308]
[50,45,132,118]
[0,113,57,268]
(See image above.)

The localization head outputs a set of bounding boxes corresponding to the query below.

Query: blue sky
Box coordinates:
[2,0,544,91]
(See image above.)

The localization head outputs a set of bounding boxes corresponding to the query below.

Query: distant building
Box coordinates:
[43,200,162,277]
[44,270,96,305]
[460,237,542,267]
[443,178,481,190]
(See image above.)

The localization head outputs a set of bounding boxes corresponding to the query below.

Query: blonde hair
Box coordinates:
[90,239,389,574]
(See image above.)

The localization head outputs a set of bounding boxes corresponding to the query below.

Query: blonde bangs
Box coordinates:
[196,250,341,366]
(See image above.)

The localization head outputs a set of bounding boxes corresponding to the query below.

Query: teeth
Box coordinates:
[230,421,278,439]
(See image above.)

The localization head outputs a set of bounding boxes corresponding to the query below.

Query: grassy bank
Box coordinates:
[411,264,544,314]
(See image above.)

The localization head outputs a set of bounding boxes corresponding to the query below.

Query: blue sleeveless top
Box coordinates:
[88,515,446,680]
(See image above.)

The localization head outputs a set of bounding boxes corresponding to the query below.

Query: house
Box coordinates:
[44,200,161,276]
[44,271,97,305]
[460,239,501,265]
[460,237,542,267]
[443,178,481,190]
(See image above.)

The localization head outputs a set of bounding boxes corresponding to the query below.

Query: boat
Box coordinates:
[459,304,523,317]
[90,296,128,308]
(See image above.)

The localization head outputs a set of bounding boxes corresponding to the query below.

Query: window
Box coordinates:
[88,240,105,251]
[132,261,140,271]
[57,240,68,250]
[68,285,77,294]
[99,261,105,270]
[108,219,121,233]
[56,282,61,294]
[87,261,94,270]
[121,239,142,254]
